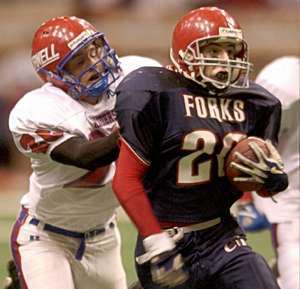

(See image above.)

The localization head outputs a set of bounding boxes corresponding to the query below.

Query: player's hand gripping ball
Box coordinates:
[225,137,288,197]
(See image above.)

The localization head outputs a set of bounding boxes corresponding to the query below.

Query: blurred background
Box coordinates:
[0,0,299,286]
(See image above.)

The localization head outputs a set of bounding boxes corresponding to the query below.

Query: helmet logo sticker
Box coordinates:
[67,29,95,50]
[219,27,243,39]
[32,43,60,69]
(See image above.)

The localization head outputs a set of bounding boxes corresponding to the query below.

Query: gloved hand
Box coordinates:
[230,139,288,192]
[136,231,188,288]
[237,201,270,232]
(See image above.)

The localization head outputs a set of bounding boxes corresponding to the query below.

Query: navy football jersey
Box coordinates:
[115,67,281,223]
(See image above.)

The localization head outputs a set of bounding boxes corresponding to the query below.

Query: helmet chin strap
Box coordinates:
[85,75,109,98]
[203,81,228,95]
[67,75,109,100]
[191,69,231,95]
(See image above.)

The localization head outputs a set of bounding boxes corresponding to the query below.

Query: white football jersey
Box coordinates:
[9,56,162,231]
[254,56,300,222]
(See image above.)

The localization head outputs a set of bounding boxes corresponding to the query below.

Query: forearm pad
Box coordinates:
[50,132,119,170]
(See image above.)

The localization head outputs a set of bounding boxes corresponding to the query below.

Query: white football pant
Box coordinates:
[11,215,127,289]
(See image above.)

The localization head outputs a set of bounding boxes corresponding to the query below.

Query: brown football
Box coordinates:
[225,137,271,195]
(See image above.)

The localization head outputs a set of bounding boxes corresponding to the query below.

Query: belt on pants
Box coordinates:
[136,217,222,264]
[164,217,221,237]
[29,217,114,260]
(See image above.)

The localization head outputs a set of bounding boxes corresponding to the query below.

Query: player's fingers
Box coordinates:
[270,166,285,175]
[233,151,267,171]
[136,252,152,264]
[265,141,284,168]
[248,142,272,165]
[233,176,264,183]
[230,162,267,178]
[265,140,280,158]
[250,142,285,173]
[250,142,284,171]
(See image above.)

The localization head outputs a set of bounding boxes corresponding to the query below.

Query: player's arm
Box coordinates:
[9,100,119,171]
[113,88,162,236]
[50,130,119,170]
[114,76,188,287]
[113,138,161,237]
[113,139,188,287]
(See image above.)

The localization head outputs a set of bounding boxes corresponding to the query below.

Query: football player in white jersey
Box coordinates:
[8,16,161,289]
[238,56,300,289]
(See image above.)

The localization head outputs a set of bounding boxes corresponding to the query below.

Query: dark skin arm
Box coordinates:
[50,131,119,170]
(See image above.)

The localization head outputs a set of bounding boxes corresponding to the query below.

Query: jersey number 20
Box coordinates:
[177,130,246,184]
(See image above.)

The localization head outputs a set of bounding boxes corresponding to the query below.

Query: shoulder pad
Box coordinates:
[116,67,186,92]
[119,55,161,77]
[228,81,280,104]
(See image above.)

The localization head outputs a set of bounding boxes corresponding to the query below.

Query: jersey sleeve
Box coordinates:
[256,99,281,144]
[116,89,161,164]
[9,96,81,159]
[113,139,162,237]
[245,83,282,145]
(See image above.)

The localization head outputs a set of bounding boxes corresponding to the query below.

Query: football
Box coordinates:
[225,137,271,196]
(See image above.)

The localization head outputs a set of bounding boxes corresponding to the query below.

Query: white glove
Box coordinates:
[136,232,188,288]
[230,139,288,192]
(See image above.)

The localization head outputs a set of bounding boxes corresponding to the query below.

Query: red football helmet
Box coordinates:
[31,16,121,99]
[170,7,252,92]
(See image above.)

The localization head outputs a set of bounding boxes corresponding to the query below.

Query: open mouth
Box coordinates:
[89,72,101,82]
[87,67,109,83]
[215,71,229,81]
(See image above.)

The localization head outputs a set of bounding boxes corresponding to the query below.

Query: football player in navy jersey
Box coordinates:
[113,7,288,289]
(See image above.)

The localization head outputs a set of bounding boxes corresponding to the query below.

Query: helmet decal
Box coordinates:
[67,29,96,50]
[32,44,60,70]
[219,27,243,39]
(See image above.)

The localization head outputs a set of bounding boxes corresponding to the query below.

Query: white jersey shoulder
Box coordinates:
[9,83,118,231]
[9,83,87,155]
[119,55,162,76]
[256,56,299,109]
